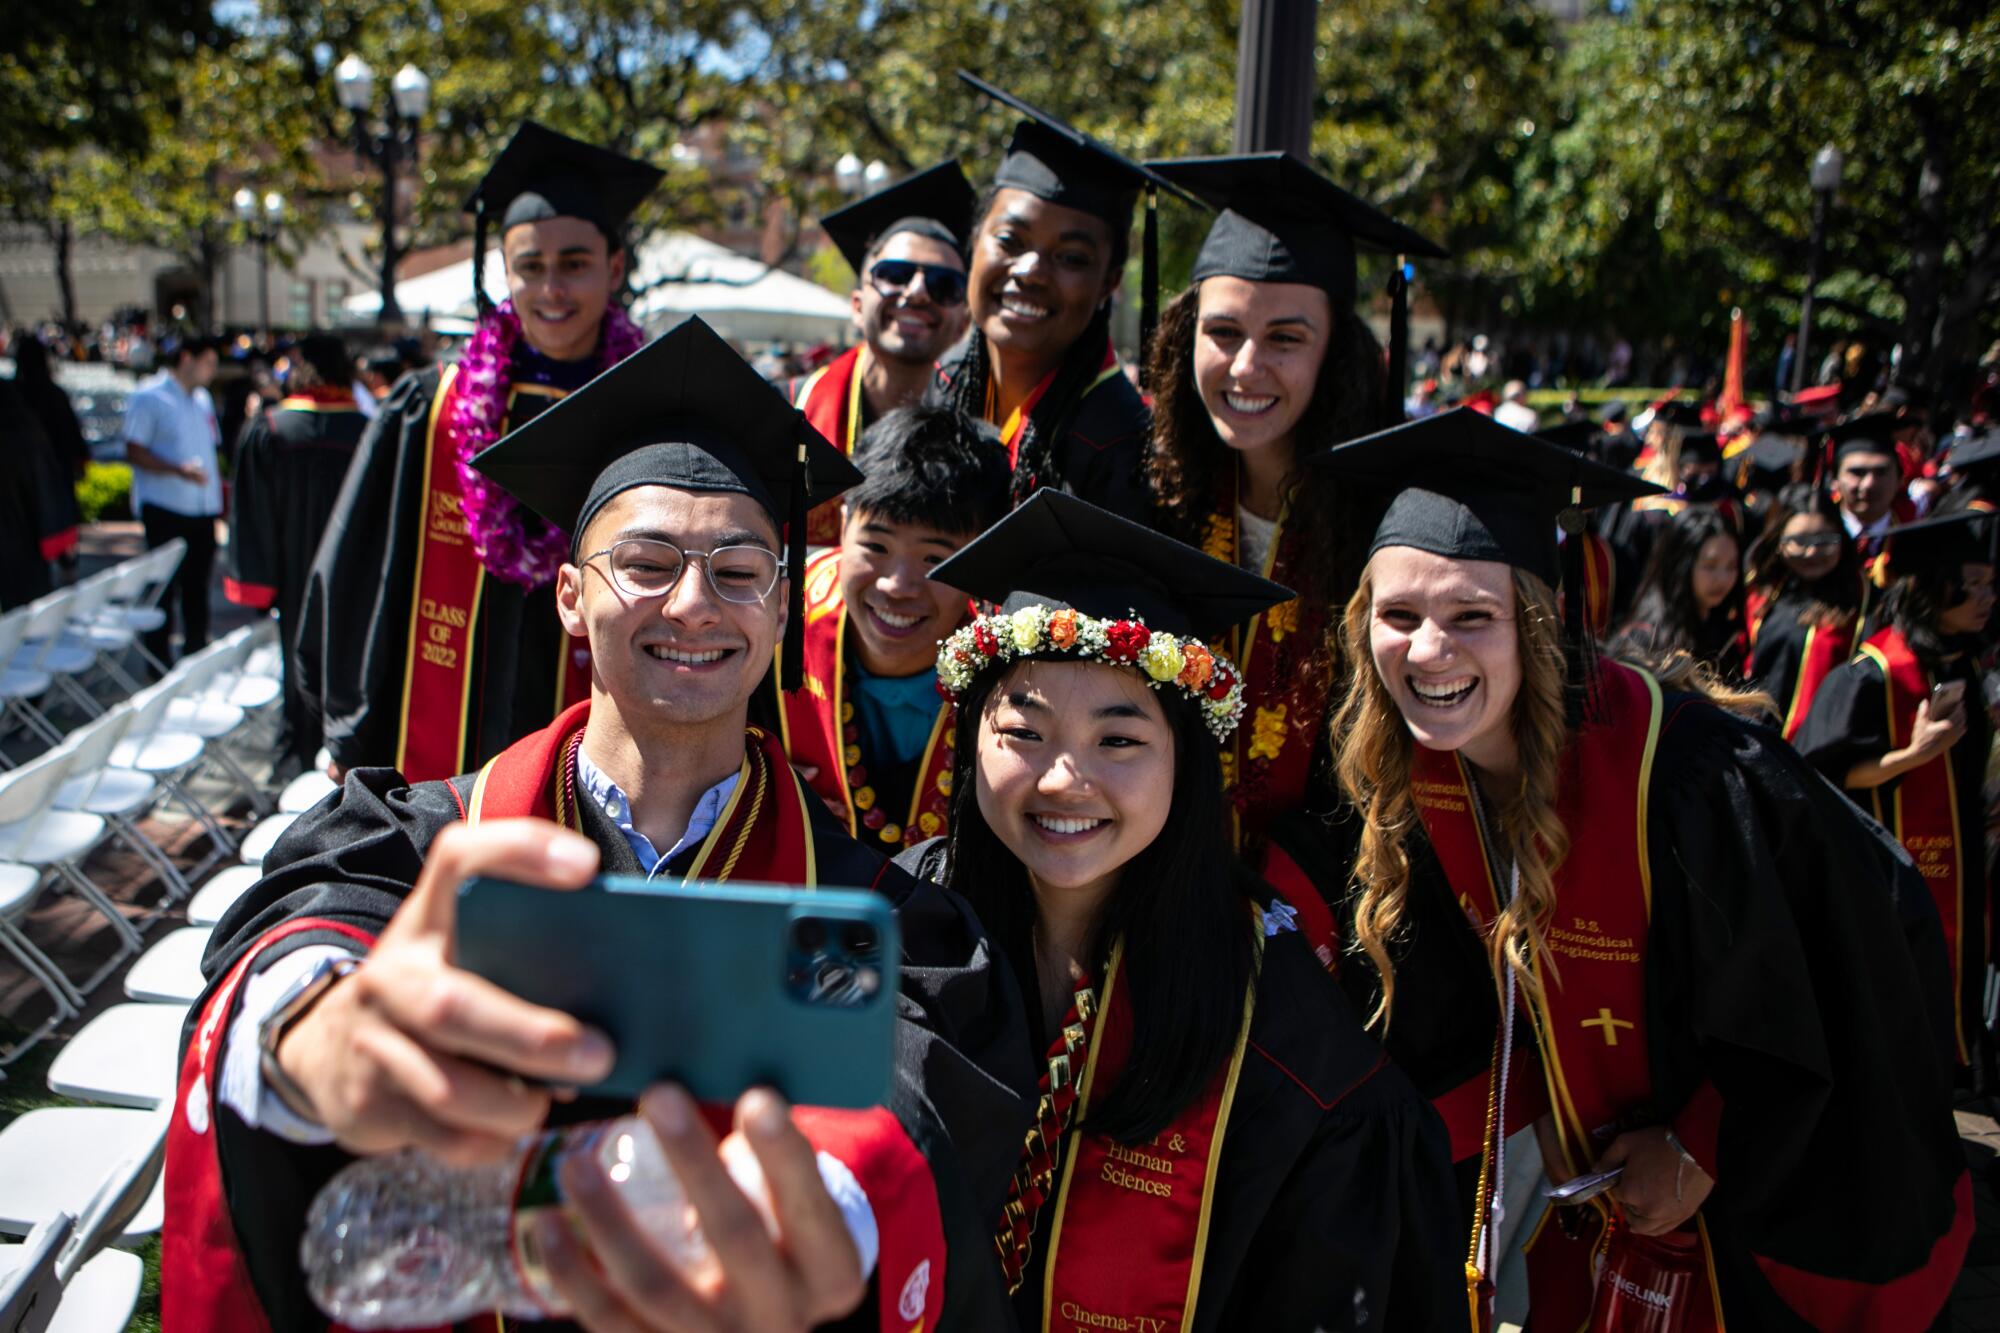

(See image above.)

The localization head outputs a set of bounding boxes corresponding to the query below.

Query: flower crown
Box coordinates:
[936,604,1247,739]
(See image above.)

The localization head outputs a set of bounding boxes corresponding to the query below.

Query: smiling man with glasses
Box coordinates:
[790,161,976,543]
[166,315,1036,1333]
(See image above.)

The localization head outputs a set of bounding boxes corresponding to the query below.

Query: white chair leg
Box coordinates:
[0,916,84,1015]
[52,862,144,952]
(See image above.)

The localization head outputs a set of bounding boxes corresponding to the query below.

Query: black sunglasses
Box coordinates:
[867,259,968,307]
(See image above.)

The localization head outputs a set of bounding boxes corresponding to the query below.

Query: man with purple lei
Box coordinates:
[298,123,661,782]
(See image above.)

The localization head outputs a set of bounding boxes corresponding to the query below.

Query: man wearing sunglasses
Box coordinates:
[791,161,977,544]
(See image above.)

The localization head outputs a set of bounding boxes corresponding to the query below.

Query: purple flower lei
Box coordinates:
[449,299,647,588]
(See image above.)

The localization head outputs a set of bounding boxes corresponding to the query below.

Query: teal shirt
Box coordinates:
[851,661,941,770]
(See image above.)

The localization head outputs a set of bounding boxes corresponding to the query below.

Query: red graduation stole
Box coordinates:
[1199,473,1329,853]
[1410,661,1724,1332]
[793,345,868,546]
[773,550,955,849]
[988,344,1122,470]
[1778,615,1856,742]
[470,701,818,885]
[395,368,592,783]
[1858,626,1972,1063]
[1026,930,1259,1333]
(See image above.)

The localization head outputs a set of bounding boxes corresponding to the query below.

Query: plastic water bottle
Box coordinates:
[302,1115,715,1328]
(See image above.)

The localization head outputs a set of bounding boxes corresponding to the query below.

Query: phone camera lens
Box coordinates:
[792,918,829,954]
[841,923,878,956]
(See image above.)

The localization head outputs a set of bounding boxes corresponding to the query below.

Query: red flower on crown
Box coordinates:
[1206,668,1236,701]
[1103,621,1149,662]
[973,623,1000,656]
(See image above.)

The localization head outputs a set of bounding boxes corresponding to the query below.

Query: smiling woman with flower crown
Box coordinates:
[902,490,1458,1332]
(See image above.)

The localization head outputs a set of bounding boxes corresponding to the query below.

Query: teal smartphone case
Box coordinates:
[455,876,900,1108]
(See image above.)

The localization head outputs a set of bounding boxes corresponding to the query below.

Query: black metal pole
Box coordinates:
[1792,188,1828,396]
[1233,0,1317,156]
[378,119,404,326]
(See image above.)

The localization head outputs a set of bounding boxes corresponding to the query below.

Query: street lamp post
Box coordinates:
[334,55,430,327]
[834,153,888,199]
[1792,143,1844,396]
[233,188,284,338]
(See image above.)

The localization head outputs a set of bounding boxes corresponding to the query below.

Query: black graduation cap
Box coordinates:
[1947,429,2000,471]
[1677,431,1723,464]
[1146,153,1446,307]
[958,71,1191,379]
[1736,433,1804,478]
[928,489,1291,641]
[1598,399,1631,425]
[1653,401,1705,429]
[820,160,977,275]
[470,316,862,689]
[1535,420,1600,455]
[1882,509,1997,580]
[1827,410,1905,460]
[465,122,665,315]
[1310,407,1662,589]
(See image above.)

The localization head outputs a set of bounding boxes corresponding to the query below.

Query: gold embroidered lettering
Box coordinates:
[1099,1160,1174,1198]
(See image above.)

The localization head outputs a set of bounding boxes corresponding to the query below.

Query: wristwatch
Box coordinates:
[257,953,362,1126]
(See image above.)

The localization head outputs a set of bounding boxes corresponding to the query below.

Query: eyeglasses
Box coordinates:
[582,538,781,604]
[867,259,968,307]
[1779,534,1843,554]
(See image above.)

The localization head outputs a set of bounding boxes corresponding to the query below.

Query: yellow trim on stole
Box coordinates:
[394,364,462,774]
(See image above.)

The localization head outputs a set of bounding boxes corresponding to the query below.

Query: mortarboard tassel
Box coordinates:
[781,439,809,692]
[473,200,493,320]
[1140,185,1159,390]
[1385,257,1410,425]
[1558,495,1601,728]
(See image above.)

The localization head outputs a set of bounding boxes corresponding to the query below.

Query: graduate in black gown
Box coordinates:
[225,335,370,769]
[1742,481,1860,741]
[1315,408,1967,1330]
[1609,503,1751,682]
[932,74,1167,524]
[1797,509,1996,1084]
[898,491,1460,1332]
[0,378,55,610]
[164,318,1037,1333]
[297,123,661,784]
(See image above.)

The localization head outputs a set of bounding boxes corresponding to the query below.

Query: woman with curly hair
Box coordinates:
[1139,153,1445,851]
[1321,409,1967,1331]
[1799,510,1996,1084]
[1742,481,1861,739]
[901,490,1459,1331]
[934,77,1169,524]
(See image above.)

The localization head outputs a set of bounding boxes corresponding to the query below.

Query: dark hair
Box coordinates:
[1616,505,1745,668]
[1885,561,1985,679]
[162,335,217,367]
[1744,482,1860,628]
[945,186,1131,507]
[847,405,1011,537]
[860,220,966,272]
[294,334,355,388]
[10,335,52,387]
[936,658,1255,1144]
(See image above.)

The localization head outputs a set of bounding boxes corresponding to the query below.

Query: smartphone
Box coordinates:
[455,875,899,1108]
[1542,1165,1624,1205]
[1933,680,1967,713]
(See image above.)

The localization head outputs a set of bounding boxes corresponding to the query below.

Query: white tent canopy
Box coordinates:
[341,232,854,347]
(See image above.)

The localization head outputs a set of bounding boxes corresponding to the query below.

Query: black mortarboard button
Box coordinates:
[1828,410,1905,461]
[820,160,977,275]
[1147,153,1446,307]
[1947,429,2000,471]
[958,71,1193,380]
[1536,421,1600,455]
[928,489,1291,640]
[464,122,664,315]
[1310,407,1662,589]
[470,316,861,690]
[1882,510,1997,581]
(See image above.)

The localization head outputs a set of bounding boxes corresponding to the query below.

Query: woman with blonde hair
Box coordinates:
[1318,408,1967,1330]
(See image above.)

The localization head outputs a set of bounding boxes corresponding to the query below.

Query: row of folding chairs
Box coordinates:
[0,539,186,766]
[0,620,283,1066]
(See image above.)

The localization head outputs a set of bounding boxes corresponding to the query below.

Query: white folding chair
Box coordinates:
[95,540,182,680]
[0,1101,169,1247]
[55,573,144,699]
[0,608,60,761]
[0,1213,71,1333]
[236,813,300,867]
[122,925,212,1005]
[0,1213,143,1333]
[277,769,337,814]
[186,863,262,926]
[45,1003,189,1109]
[161,632,273,815]
[0,743,144,1051]
[50,703,190,910]
[5,591,103,725]
[108,653,240,874]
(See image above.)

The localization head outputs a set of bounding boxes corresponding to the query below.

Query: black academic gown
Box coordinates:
[296,360,584,775]
[897,839,1463,1332]
[184,760,1036,1333]
[1796,642,1990,1073]
[1273,697,1965,1327]
[931,339,1151,525]
[226,396,369,764]
[0,383,53,609]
